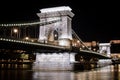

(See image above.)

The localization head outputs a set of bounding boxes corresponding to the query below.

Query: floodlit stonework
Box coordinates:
[33,6,76,70]
[37,6,74,47]
[33,52,76,70]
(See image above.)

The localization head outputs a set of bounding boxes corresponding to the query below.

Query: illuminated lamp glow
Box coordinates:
[40,6,72,13]
[77,40,80,43]
[13,29,18,33]
[25,37,29,40]
[58,39,71,47]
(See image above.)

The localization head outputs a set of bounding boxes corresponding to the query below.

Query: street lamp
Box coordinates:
[25,36,29,41]
[11,28,18,38]
[13,28,18,33]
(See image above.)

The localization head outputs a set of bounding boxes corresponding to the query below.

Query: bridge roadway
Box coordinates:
[0,38,111,59]
[0,38,68,52]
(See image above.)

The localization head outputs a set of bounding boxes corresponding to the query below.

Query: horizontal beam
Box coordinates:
[0,38,70,52]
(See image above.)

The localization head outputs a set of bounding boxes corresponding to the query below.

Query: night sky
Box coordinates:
[0,0,119,43]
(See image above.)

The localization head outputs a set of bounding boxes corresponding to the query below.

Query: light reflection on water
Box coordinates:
[0,65,120,80]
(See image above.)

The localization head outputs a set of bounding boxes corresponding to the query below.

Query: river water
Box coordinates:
[0,64,119,80]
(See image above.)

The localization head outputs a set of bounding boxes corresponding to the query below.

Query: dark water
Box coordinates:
[0,64,120,80]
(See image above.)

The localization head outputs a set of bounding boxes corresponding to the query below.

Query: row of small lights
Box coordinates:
[0,21,40,27]
[0,37,98,52]
[0,19,61,27]
[72,39,90,51]
[0,38,35,44]
[0,38,66,49]
[0,37,50,46]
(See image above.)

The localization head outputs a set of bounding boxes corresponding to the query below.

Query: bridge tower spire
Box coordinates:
[37,6,74,47]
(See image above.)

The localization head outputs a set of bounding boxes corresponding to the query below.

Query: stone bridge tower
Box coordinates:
[37,6,74,47]
[99,43,111,57]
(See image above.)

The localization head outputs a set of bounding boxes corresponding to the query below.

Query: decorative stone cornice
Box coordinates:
[37,11,74,18]
[37,6,74,18]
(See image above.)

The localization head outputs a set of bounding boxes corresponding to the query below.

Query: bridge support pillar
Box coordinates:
[32,52,76,71]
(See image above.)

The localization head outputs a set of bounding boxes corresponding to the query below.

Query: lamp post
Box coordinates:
[13,28,18,33]
[13,28,18,38]
[11,28,19,39]
[25,36,29,41]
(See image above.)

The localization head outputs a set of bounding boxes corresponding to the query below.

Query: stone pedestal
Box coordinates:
[33,52,76,70]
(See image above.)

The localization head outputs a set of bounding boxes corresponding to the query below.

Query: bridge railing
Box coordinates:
[0,37,70,50]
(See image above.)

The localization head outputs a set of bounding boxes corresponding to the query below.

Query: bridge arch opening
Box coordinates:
[53,29,58,40]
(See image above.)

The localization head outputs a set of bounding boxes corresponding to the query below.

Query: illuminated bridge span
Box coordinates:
[0,6,111,70]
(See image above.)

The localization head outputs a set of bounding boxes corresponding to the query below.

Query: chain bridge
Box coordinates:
[0,6,111,70]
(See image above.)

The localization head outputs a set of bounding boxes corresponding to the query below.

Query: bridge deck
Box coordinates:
[0,38,111,59]
[0,38,70,52]
[71,47,111,59]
